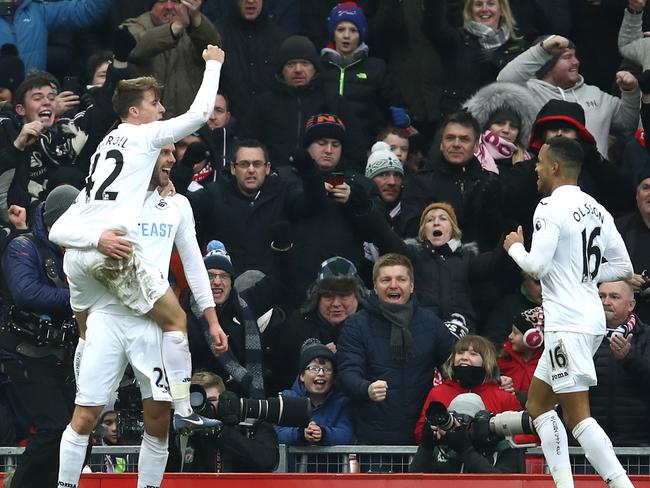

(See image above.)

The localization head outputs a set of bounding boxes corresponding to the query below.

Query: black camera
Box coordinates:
[0,1,15,16]
[425,401,475,432]
[115,380,145,442]
[190,385,311,429]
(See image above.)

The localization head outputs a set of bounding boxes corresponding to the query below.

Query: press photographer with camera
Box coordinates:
[0,185,79,488]
[167,370,281,473]
[409,393,524,473]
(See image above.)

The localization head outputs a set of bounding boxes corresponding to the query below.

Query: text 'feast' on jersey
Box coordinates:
[139,222,175,238]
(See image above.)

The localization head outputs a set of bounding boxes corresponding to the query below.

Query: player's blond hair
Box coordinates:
[112,76,163,119]
[191,370,226,393]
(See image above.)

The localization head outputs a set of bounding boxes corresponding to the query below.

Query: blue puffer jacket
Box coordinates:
[337,293,455,445]
[275,377,353,446]
[1,203,70,318]
[0,0,112,74]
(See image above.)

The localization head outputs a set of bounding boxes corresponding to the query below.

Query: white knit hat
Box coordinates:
[365,141,403,179]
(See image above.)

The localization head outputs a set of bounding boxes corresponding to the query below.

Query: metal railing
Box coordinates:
[2,445,650,474]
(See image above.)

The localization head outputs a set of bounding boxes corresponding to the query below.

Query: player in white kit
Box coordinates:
[56,144,219,488]
[504,137,635,488]
[50,45,227,431]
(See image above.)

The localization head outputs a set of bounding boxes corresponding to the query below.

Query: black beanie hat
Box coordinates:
[299,338,336,373]
[276,35,321,73]
[535,37,576,80]
[303,114,346,148]
[512,306,543,334]
[486,108,522,131]
[0,44,24,93]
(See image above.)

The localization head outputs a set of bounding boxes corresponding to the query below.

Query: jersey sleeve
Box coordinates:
[598,221,634,282]
[143,59,222,149]
[508,200,560,279]
[172,195,215,311]
[48,201,103,249]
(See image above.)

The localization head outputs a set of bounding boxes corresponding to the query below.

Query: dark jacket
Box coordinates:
[320,46,404,148]
[399,155,502,249]
[590,316,650,446]
[1,203,70,318]
[179,165,324,276]
[217,9,288,118]
[275,377,354,446]
[422,1,526,118]
[336,293,455,445]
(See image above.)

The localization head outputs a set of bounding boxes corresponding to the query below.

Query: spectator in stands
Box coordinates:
[275,339,353,446]
[217,0,288,119]
[616,171,650,324]
[497,307,544,405]
[173,138,323,275]
[591,281,650,447]
[422,0,526,119]
[168,370,279,472]
[377,126,409,168]
[320,2,410,149]
[463,81,536,174]
[0,44,25,104]
[1,186,79,488]
[186,240,292,398]
[337,253,456,445]
[173,132,215,192]
[206,92,236,171]
[409,392,524,473]
[398,112,502,250]
[277,257,366,390]
[122,0,221,116]
[497,33,640,156]
[482,272,542,344]
[414,334,522,444]
[90,410,129,473]
[0,0,111,74]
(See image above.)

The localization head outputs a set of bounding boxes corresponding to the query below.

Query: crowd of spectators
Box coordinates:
[1,0,650,477]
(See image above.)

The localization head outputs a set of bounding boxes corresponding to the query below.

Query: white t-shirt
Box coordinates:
[508,185,632,335]
[49,59,222,248]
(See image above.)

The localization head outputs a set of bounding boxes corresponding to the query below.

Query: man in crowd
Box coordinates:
[337,253,456,445]
[123,0,221,115]
[592,281,650,449]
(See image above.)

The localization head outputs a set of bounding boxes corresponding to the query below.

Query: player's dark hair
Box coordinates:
[546,136,583,176]
[231,138,269,164]
[112,76,163,120]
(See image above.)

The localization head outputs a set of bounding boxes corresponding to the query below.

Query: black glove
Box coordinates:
[444,313,469,340]
[443,427,472,454]
[288,149,316,172]
[420,420,436,448]
[180,141,210,168]
[113,26,137,62]
[269,220,293,250]
[347,181,372,215]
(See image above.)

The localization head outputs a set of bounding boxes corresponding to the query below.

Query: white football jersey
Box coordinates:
[509,185,632,335]
[50,60,222,248]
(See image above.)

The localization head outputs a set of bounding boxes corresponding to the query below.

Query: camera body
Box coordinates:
[0,0,16,16]
[115,382,145,443]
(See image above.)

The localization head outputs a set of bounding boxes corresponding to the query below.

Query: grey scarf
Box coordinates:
[378,299,415,362]
[464,21,510,51]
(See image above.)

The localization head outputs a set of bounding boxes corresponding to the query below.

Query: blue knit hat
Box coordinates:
[203,240,234,276]
[328,2,368,43]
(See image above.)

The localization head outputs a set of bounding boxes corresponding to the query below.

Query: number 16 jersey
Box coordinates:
[508,185,632,335]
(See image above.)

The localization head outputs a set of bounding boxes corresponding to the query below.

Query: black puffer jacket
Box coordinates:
[590,316,650,446]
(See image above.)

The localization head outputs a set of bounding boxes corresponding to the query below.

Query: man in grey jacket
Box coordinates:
[497,10,640,157]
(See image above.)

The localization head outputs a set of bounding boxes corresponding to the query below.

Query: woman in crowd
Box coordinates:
[422,0,527,118]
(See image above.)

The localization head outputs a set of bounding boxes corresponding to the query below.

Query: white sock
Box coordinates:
[73,338,86,385]
[533,410,574,488]
[572,417,632,487]
[137,431,169,488]
[162,331,192,416]
[58,424,90,488]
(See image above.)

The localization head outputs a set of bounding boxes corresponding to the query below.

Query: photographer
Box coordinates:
[0,185,79,488]
[167,371,280,473]
[409,393,524,474]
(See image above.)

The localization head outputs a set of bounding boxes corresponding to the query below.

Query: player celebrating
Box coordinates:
[50,46,226,428]
[503,137,634,488]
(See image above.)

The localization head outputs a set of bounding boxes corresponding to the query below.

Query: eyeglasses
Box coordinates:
[304,366,333,375]
[233,160,267,169]
[208,272,231,282]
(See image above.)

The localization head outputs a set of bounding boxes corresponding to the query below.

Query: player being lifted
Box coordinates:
[503,137,635,488]
[50,45,228,431]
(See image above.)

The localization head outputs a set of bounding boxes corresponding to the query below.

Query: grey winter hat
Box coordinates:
[43,185,80,227]
[448,393,486,418]
[365,141,404,179]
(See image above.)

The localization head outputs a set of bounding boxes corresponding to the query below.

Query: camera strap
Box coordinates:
[26,232,66,288]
